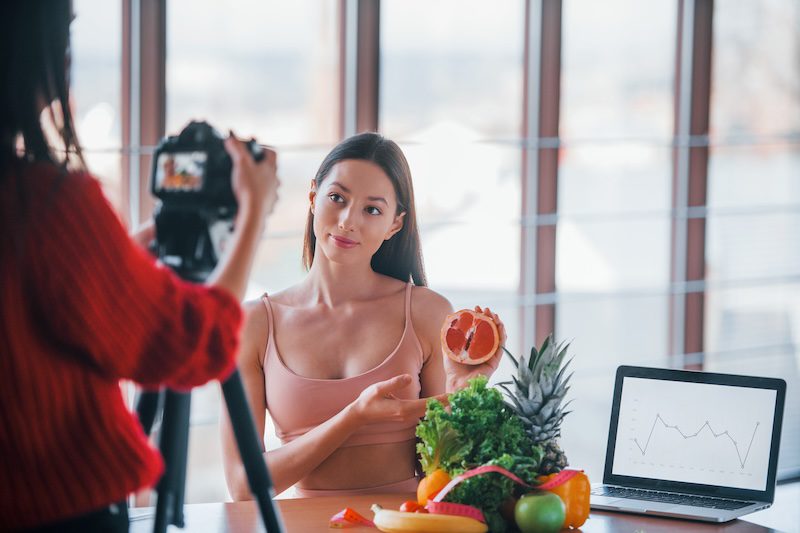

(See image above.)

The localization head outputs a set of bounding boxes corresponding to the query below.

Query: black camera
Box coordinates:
[150,120,263,281]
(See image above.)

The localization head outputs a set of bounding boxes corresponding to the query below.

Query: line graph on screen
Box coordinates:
[613,377,776,490]
[631,414,760,469]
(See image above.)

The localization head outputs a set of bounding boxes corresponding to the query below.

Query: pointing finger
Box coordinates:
[373,374,412,396]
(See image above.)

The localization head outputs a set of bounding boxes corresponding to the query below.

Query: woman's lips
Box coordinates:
[331,235,358,248]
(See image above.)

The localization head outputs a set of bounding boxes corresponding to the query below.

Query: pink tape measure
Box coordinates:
[331,467,584,528]
[427,465,584,523]
[536,468,581,490]
[426,500,486,523]
[329,507,375,528]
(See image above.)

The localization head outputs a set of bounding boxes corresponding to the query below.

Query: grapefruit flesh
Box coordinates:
[441,309,499,365]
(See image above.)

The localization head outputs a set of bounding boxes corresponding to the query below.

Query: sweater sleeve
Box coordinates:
[25,172,242,389]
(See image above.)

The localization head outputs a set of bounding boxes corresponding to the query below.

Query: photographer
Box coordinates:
[0,1,278,531]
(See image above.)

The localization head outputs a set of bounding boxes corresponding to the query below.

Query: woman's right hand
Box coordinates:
[224,132,279,217]
[351,374,446,425]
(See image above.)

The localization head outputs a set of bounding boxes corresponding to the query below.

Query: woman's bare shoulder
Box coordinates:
[242,297,267,322]
[240,298,269,367]
[410,286,454,348]
[240,283,306,361]
[263,284,305,307]
[411,286,453,316]
[411,287,453,361]
[372,274,410,298]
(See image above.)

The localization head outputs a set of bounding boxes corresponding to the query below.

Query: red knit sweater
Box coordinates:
[0,164,242,530]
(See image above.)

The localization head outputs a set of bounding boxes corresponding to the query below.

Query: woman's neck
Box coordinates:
[302,255,386,308]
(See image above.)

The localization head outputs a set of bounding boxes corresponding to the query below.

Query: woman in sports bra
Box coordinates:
[221,133,506,498]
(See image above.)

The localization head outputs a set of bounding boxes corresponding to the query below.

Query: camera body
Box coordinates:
[150,120,263,281]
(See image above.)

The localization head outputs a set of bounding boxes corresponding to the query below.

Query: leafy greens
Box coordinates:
[415,376,544,532]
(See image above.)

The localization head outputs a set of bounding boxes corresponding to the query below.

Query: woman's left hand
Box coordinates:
[443,306,507,391]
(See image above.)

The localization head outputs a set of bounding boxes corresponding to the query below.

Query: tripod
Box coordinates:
[136,162,284,532]
[136,357,285,533]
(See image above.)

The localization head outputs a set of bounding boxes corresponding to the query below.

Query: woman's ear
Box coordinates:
[308,179,317,214]
[385,211,406,240]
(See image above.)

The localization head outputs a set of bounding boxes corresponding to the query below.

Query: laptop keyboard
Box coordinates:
[592,486,752,510]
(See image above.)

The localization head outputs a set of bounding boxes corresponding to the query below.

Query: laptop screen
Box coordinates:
[612,377,776,491]
[604,366,786,500]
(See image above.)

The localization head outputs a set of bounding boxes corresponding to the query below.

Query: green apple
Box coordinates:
[514,491,566,533]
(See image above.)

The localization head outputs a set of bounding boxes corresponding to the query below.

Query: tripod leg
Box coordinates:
[135,389,163,436]
[174,410,189,528]
[221,370,285,533]
[153,390,192,533]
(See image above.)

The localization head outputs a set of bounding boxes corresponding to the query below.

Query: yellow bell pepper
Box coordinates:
[538,470,591,528]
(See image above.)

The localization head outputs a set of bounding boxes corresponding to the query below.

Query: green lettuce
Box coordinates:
[448,454,542,533]
[415,376,544,532]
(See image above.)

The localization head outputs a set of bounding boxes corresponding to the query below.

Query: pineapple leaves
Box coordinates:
[533,335,547,363]
[501,346,518,368]
[501,333,574,455]
[497,383,521,409]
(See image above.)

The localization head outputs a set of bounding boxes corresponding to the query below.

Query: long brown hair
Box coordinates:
[302,133,427,286]
[1,0,85,176]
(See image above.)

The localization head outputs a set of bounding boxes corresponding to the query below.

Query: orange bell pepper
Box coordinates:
[417,468,451,505]
[538,471,591,528]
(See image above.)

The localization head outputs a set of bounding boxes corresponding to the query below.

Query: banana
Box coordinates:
[371,504,488,533]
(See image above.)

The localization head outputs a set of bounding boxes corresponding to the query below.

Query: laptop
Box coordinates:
[591,365,786,523]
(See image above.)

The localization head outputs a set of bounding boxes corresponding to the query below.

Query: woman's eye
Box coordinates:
[328,193,344,203]
[366,206,382,216]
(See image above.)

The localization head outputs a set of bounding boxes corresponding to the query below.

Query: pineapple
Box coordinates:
[499,334,572,474]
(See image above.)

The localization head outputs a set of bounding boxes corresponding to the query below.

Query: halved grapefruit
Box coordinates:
[441,309,500,365]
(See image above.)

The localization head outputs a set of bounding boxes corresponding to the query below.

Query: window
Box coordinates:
[707,0,800,479]
[165,0,339,502]
[166,0,340,300]
[556,0,677,480]
[69,0,799,504]
[72,0,123,216]
[381,0,525,373]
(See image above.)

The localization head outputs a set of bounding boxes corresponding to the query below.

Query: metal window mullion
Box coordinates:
[137,0,165,224]
[341,0,358,138]
[684,1,713,368]
[672,0,712,369]
[537,1,562,344]
[128,0,142,230]
[672,0,696,368]
[340,0,378,138]
[122,0,164,228]
[521,0,561,349]
[120,5,140,505]
[355,0,379,133]
[521,0,543,353]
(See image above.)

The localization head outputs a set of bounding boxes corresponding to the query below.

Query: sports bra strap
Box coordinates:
[404,282,413,318]
[261,294,274,342]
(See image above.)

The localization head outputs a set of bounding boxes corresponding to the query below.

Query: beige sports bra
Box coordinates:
[261,282,424,447]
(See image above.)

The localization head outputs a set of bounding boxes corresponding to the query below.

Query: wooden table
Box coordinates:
[129,490,793,532]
